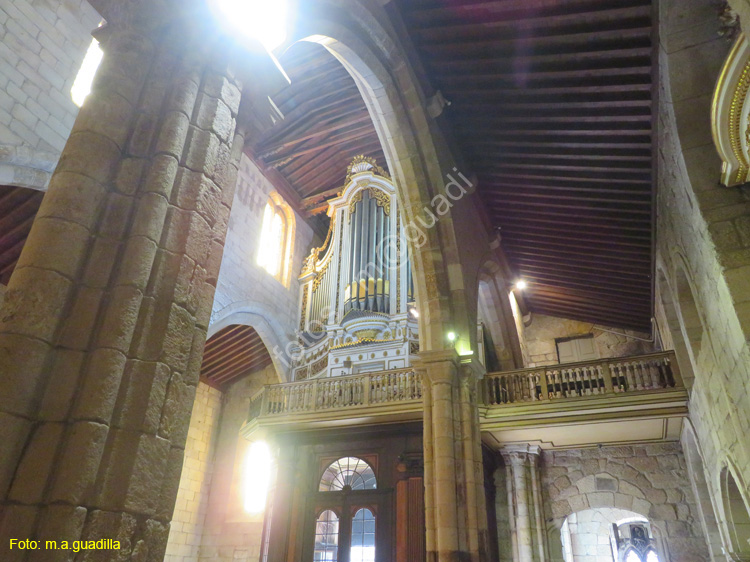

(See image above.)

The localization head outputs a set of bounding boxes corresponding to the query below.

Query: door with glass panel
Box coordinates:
[306,457,389,562]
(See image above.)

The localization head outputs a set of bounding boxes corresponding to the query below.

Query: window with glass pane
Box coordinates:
[258,201,287,278]
[645,550,660,562]
[314,510,339,562]
[624,550,641,562]
[350,508,375,562]
[319,457,377,491]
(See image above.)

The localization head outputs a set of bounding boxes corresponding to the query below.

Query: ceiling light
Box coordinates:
[447,331,456,342]
[515,280,527,290]
[215,0,288,51]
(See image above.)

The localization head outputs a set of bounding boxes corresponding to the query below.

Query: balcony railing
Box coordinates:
[248,368,423,420]
[483,351,682,406]
[245,352,685,436]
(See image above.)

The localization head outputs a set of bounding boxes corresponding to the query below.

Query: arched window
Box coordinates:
[645,549,659,562]
[257,194,294,284]
[314,510,340,561]
[350,508,376,562]
[319,457,377,491]
[625,550,640,562]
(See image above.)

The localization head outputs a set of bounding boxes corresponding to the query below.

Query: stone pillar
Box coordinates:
[500,445,547,562]
[0,4,245,560]
[416,350,490,562]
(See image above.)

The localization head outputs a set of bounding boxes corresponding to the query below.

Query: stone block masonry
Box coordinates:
[0,0,101,188]
[540,444,710,562]
[210,153,314,367]
[165,382,222,561]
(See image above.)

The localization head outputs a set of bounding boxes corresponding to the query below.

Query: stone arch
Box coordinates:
[681,421,724,560]
[654,265,695,389]
[0,146,57,191]
[210,300,292,382]
[476,258,524,371]
[660,0,750,343]
[543,446,711,562]
[673,261,706,365]
[719,462,750,558]
[280,0,479,352]
[557,507,665,562]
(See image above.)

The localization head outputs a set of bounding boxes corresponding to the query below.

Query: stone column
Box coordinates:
[500,445,546,562]
[416,350,490,562]
[0,4,246,559]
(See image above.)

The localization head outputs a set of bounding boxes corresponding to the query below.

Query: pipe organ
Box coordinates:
[294,156,418,380]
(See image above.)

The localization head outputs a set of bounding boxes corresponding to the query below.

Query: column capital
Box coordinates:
[412,349,459,385]
[500,444,542,464]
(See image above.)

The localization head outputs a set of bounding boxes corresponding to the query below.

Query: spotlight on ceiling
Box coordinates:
[515,280,527,290]
[447,331,456,342]
[214,0,288,51]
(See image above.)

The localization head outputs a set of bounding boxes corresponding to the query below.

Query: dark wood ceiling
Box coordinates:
[397,0,655,331]
[200,324,274,388]
[250,41,386,216]
[0,185,44,285]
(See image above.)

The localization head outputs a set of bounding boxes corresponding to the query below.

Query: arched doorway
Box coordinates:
[559,508,665,562]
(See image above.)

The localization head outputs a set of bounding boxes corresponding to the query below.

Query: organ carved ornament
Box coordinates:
[293,156,417,380]
[712,33,750,186]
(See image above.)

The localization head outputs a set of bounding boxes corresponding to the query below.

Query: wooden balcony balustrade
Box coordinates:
[483,351,682,407]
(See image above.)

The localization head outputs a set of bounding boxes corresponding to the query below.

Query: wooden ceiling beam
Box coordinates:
[430,47,652,73]
[411,5,650,37]
[266,122,378,166]
[259,110,371,157]
[489,208,651,229]
[437,66,651,86]
[415,26,651,57]
[527,302,649,331]
[498,226,651,247]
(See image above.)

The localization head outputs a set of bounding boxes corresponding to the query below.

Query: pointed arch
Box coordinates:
[720,463,750,558]
[278,0,481,352]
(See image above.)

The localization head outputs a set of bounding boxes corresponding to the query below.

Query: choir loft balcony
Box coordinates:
[480,351,689,450]
[242,368,424,437]
[242,352,688,448]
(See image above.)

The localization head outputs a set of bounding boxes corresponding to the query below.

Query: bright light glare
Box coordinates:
[410,307,419,318]
[447,331,456,342]
[71,38,104,107]
[216,0,288,51]
[243,440,272,513]
[515,280,527,290]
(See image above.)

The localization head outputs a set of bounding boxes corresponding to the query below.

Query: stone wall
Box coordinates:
[165,382,223,561]
[541,444,710,562]
[0,0,100,188]
[197,365,279,561]
[523,314,657,367]
[656,0,750,555]
[210,154,314,376]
